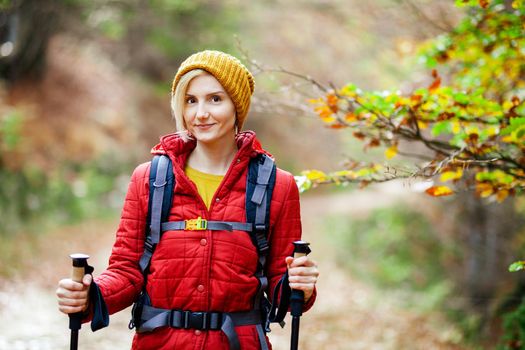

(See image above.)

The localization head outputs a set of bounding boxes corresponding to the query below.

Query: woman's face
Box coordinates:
[183,73,236,145]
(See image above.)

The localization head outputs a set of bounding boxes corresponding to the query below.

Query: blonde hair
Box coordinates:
[171,69,208,135]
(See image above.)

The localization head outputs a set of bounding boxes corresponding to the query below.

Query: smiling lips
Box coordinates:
[194,123,216,130]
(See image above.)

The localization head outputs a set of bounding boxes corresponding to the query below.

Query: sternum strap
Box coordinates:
[161,221,253,232]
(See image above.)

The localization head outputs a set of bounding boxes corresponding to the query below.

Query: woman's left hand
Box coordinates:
[285,255,319,302]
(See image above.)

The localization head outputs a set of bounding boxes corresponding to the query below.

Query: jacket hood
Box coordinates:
[150,130,272,166]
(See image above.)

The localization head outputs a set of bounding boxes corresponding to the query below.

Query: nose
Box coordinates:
[196,102,209,119]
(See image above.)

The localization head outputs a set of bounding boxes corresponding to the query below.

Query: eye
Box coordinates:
[185,96,196,104]
[211,95,221,103]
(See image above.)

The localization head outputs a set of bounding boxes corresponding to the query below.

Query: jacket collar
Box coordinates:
[150,130,271,167]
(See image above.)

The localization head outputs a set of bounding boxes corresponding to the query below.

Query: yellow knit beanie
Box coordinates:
[172,50,255,131]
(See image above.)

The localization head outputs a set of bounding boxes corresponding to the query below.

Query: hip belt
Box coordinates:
[137,305,268,350]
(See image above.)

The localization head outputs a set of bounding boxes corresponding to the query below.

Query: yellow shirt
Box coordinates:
[185,166,224,209]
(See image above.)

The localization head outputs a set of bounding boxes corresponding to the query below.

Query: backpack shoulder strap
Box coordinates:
[245,153,276,343]
[139,155,175,274]
[246,153,276,257]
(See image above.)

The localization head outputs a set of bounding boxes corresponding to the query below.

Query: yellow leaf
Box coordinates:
[425,186,454,197]
[502,135,514,143]
[440,169,463,182]
[485,126,499,136]
[333,170,357,179]
[303,169,328,182]
[503,100,513,111]
[452,121,461,134]
[417,121,428,129]
[385,145,398,159]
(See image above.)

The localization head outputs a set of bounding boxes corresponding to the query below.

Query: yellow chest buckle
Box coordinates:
[185,217,207,231]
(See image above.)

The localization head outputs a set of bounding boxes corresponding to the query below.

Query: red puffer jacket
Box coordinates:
[94,131,316,350]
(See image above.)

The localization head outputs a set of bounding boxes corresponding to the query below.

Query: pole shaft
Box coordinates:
[70,330,78,350]
[290,316,300,350]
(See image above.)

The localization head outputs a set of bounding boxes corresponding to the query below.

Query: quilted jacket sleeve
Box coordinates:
[266,170,317,312]
[94,162,149,315]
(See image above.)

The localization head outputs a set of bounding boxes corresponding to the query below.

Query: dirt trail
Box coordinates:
[0,182,466,350]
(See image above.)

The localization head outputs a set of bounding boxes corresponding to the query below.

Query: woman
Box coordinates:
[56,50,319,350]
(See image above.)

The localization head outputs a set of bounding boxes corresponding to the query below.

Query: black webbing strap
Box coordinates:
[137,305,263,350]
[139,155,171,273]
[268,271,291,326]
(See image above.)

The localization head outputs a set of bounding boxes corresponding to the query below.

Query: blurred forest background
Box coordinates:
[0,0,524,349]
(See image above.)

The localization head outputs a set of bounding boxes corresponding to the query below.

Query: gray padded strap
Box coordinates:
[138,305,170,333]
[221,314,240,350]
[139,156,170,273]
[255,190,267,229]
[256,323,269,350]
[161,221,253,232]
[251,156,274,205]
[150,156,170,245]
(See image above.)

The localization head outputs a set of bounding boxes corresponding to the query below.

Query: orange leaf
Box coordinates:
[496,189,509,203]
[428,76,441,92]
[478,0,489,8]
[367,139,381,148]
[411,94,423,103]
[345,112,358,122]
[326,94,339,113]
[329,123,346,129]
[476,182,494,198]
[353,131,366,140]
[425,185,455,197]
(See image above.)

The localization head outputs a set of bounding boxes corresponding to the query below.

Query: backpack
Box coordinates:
[129,153,289,350]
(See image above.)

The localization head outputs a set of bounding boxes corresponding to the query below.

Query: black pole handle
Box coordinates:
[290,241,311,317]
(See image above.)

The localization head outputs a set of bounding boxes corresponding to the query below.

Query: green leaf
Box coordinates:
[431,121,452,137]
[501,117,525,135]
[509,261,525,272]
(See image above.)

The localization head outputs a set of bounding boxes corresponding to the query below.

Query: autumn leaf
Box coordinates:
[328,123,346,129]
[478,0,489,8]
[425,185,455,197]
[410,94,423,104]
[476,182,494,197]
[367,138,381,148]
[326,94,339,113]
[428,69,442,92]
[440,169,464,182]
[429,76,441,92]
[496,189,509,203]
[345,112,358,122]
[385,144,398,159]
[417,120,429,129]
[353,131,366,140]
[303,169,329,182]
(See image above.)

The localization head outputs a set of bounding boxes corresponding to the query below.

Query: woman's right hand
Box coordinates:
[56,274,92,314]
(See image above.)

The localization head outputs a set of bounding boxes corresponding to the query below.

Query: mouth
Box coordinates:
[194,123,215,130]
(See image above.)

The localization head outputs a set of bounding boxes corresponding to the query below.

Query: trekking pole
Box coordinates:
[290,241,311,350]
[69,253,90,350]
